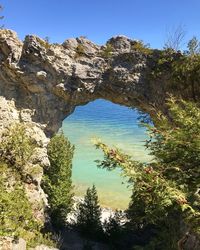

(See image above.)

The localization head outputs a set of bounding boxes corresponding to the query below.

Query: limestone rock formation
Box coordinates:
[0,29,188,136]
[0,237,26,250]
[0,237,58,250]
[0,29,198,249]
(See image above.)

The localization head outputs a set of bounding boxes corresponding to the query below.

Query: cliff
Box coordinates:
[0,29,199,249]
[0,29,194,136]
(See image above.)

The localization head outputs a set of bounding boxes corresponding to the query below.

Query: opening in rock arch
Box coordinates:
[62,99,151,209]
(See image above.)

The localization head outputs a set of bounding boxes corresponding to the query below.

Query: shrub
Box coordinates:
[0,163,39,237]
[100,43,113,58]
[75,44,85,58]
[0,123,36,174]
[36,37,51,50]
[131,41,152,55]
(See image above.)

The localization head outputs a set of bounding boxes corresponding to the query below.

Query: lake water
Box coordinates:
[62,99,151,209]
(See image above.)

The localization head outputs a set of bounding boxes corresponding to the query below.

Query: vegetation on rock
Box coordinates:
[100,43,113,58]
[36,37,51,50]
[1,25,200,249]
[151,37,200,104]
[0,123,56,248]
[131,40,152,55]
[75,44,86,58]
[0,123,36,175]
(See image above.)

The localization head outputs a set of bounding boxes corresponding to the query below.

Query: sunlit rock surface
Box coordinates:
[0,29,198,249]
[0,29,191,136]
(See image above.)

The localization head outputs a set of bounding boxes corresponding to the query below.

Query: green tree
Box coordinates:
[42,133,74,230]
[95,98,200,249]
[187,36,200,55]
[76,185,102,239]
[172,54,200,101]
[103,210,125,248]
[145,97,200,194]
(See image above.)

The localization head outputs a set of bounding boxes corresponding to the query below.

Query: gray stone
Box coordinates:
[0,29,199,250]
[62,38,78,50]
[36,71,47,80]
[107,35,131,52]
[33,245,58,250]
[0,237,26,250]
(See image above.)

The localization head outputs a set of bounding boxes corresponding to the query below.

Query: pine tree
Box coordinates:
[76,185,102,239]
[103,210,125,248]
[43,133,74,230]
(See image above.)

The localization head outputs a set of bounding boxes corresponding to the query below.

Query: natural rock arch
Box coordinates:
[1,30,199,241]
[0,29,194,137]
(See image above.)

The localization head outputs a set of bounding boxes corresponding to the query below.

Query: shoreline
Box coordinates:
[67,196,120,224]
[73,184,131,210]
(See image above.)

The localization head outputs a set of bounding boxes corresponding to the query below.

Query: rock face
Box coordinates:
[0,237,26,250]
[0,28,194,214]
[0,237,58,250]
[0,29,191,137]
[0,30,199,249]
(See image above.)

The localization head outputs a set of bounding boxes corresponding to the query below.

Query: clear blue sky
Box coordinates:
[1,0,200,48]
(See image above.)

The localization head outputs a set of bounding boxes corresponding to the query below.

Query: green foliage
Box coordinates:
[36,37,51,50]
[0,123,36,174]
[131,41,152,55]
[95,98,200,249]
[187,36,200,55]
[0,163,39,237]
[101,43,113,58]
[75,44,85,58]
[172,53,200,101]
[0,124,56,248]
[150,48,180,78]
[151,37,200,102]
[146,97,200,194]
[76,185,103,239]
[95,141,190,225]
[43,133,74,229]
[103,210,125,248]
[0,166,55,247]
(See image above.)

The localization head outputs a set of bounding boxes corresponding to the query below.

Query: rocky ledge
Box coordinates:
[0,29,198,249]
[0,29,194,137]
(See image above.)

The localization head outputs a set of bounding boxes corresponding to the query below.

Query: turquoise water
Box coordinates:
[62,99,151,209]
